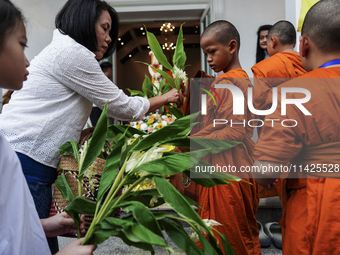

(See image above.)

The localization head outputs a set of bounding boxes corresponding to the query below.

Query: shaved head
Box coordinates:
[201,20,240,51]
[268,20,296,46]
[302,0,340,52]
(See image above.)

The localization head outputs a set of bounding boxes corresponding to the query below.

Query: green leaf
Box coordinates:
[190,137,240,154]
[161,219,204,255]
[58,141,79,162]
[213,229,236,255]
[129,149,208,176]
[107,124,146,140]
[97,132,126,202]
[138,61,176,88]
[65,197,97,214]
[161,79,171,93]
[94,217,170,248]
[146,30,173,70]
[191,225,221,255]
[166,104,184,119]
[184,159,244,186]
[55,168,74,202]
[173,24,186,69]
[142,75,154,98]
[127,88,145,97]
[79,103,108,176]
[119,201,165,238]
[153,176,209,231]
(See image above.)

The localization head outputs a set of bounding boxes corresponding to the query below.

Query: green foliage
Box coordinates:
[57,90,240,253]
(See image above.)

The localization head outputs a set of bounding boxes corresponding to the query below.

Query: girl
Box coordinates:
[0,0,96,254]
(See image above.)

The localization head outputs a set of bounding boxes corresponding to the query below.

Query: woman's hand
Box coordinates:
[163,88,183,107]
[40,212,86,237]
[148,88,183,113]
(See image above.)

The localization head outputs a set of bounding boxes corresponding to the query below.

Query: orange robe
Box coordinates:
[252,51,307,198]
[192,69,261,255]
[254,67,340,254]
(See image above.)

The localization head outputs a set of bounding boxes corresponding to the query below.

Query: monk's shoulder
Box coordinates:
[215,68,251,93]
[252,55,287,78]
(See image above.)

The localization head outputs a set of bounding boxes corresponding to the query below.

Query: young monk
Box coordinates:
[252,20,307,116]
[254,0,340,254]
[192,20,261,255]
[252,20,307,198]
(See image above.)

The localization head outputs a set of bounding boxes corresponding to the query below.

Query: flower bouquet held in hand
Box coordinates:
[129,24,188,118]
[54,102,241,254]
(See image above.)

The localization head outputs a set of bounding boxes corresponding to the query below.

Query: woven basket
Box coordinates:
[50,154,106,231]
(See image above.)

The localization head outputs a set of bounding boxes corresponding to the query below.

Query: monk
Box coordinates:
[251,20,307,198]
[254,0,340,254]
[192,20,261,255]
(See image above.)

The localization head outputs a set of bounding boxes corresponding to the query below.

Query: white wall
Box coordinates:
[223,0,286,77]
[1,1,67,108]
[219,0,304,77]
[12,0,67,61]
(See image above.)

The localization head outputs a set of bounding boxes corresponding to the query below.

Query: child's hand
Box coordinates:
[41,212,86,237]
[56,238,97,255]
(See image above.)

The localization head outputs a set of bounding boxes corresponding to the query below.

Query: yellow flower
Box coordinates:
[136,123,141,129]
[158,145,175,152]
[156,123,164,129]
[147,118,154,124]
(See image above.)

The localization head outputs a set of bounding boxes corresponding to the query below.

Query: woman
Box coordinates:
[255,24,272,63]
[0,0,181,253]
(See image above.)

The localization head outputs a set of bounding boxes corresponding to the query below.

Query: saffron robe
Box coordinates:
[251,51,307,198]
[254,67,340,254]
[192,69,261,255]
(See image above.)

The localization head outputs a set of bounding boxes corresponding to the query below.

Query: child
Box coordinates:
[251,20,307,199]
[0,0,96,254]
[254,0,340,254]
[192,20,261,254]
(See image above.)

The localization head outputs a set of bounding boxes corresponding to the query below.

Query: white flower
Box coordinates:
[149,195,161,207]
[173,66,188,86]
[83,161,99,192]
[189,232,199,242]
[140,123,148,131]
[203,219,222,228]
[125,151,145,173]
[161,120,167,126]
[196,219,223,235]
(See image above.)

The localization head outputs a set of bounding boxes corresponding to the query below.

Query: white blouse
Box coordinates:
[0,133,51,255]
[0,29,149,168]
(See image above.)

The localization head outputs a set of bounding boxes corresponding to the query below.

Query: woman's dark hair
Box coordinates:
[55,0,119,59]
[255,24,272,63]
[0,0,24,51]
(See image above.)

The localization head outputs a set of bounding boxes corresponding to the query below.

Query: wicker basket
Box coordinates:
[50,154,106,231]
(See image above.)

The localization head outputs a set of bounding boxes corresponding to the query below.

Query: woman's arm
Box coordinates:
[147,88,183,113]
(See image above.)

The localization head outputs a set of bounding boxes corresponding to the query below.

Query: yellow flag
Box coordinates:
[297,0,320,31]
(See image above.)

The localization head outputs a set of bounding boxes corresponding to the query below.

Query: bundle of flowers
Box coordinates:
[128,24,188,119]
[129,111,174,133]
[55,103,241,254]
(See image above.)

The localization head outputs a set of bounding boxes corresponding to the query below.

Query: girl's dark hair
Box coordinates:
[55,0,119,59]
[255,24,272,63]
[0,0,24,51]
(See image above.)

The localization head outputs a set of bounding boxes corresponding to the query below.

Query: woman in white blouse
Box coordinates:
[0,0,181,253]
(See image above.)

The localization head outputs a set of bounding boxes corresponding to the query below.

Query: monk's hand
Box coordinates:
[261,179,278,191]
[164,88,183,108]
